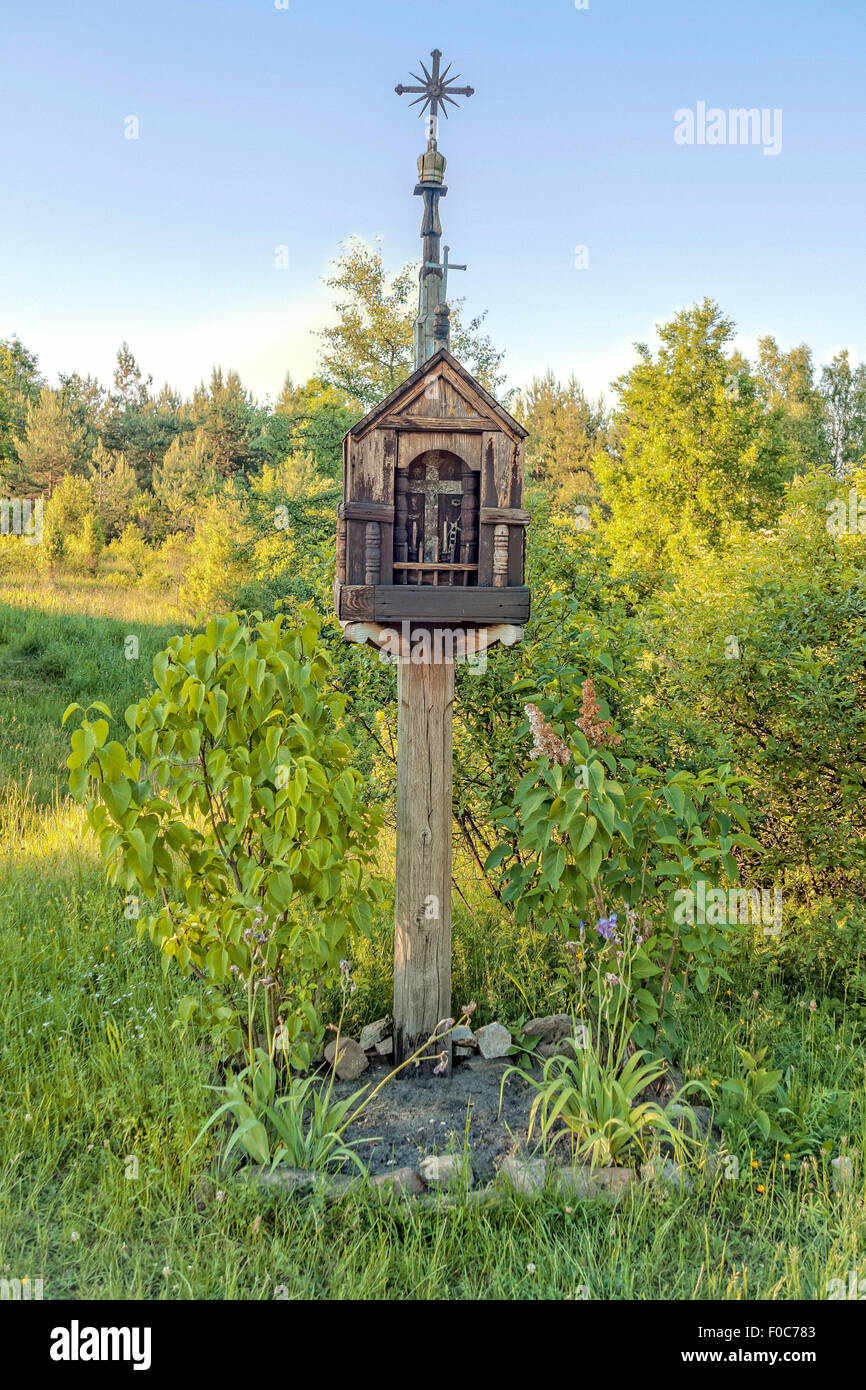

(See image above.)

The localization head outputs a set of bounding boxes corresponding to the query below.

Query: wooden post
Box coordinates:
[393,648,454,1072]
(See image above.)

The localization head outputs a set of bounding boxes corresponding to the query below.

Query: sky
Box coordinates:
[1,0,864,406]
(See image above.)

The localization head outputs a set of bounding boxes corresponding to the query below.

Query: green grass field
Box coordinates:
[1,583,864,1300]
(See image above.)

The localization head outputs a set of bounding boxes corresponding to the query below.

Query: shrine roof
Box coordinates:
[346,348,528,442]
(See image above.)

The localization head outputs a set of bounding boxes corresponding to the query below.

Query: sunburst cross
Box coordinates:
[395,48,474,128]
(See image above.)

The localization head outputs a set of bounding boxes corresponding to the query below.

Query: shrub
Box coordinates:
[65,609,384,1066]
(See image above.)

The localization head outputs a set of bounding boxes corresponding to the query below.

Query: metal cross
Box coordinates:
[409,462,463,563]
[395,49,474,125]
[424,245,466,302]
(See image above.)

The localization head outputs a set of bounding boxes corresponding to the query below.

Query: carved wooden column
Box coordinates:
[493,523,509,586]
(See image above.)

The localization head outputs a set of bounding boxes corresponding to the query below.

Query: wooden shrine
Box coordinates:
[334,347,530,629]
[333,49,531,1073]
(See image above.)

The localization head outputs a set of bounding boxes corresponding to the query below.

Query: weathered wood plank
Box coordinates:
[480,506,531,526]
[348,430,396,504]
[378,414,498,432]
[338,500,395,522]
[373,586,531,622]
[394,655,454,1072]
[397,431,482,470]
[339,585,375,621]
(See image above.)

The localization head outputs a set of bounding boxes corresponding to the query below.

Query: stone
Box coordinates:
[324,1036,369,1081]
[522,1013,574,1045]
[419,1154,473,1187]
[370,1166,424,1195]
[451,1025,477,1046]
[242,1167,357,1200]
[359,1017,391,1052]
[554,1166,636,1198]
[374,1035,393,1056]
[538,1038,585,1061]
[666,1101,714,1136]
[454,1046,474,1058]
[474,1021,511,1059]
[500,1154,547,1194]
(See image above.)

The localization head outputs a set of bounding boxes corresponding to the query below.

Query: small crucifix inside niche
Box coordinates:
[405,453,467,572]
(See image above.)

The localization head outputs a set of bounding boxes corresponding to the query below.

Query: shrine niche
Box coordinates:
[334,346,530,630]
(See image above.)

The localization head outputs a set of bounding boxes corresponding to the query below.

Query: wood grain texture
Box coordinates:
[378,414,499,432]
[393,655,454,1071]
[339,585,375,621]
[397,431,481,471]
[373,586,530,622]
[479,506,530,526]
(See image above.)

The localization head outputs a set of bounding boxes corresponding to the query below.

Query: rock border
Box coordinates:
[236,1149,706,1205]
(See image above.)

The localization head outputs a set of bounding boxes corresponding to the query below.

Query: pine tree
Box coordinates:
[515,371,608,509]
[152,430,218,535]
[13,389,85,497]
[88,442,139,539]
[79,511,104,575]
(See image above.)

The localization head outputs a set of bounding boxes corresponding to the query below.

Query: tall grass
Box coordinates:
[0,597,864,1299]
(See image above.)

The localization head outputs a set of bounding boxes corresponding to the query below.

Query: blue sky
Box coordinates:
[1,0,864,405]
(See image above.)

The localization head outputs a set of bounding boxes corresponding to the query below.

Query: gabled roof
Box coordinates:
[347,348,528,441]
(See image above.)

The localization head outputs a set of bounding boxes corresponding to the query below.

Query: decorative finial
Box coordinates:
[395,48,475,144]
[395,50,473,367]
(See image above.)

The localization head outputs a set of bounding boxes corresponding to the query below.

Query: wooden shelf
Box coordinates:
[394,562,477,572]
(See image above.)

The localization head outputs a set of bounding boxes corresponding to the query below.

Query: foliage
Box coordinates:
[716,1046,786,1145]
[598,299,788,584]
[190,1046,373,1172]
[12,388,85,497]
[503,948,703,1166]
[515,370,608,509]
[317,239,507,406]
[490,714,756,1042]
[64,610,384,1066]
[638,466,866,898]
[88,442,140,540]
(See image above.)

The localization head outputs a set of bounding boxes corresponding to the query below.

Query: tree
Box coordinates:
[754,338,830,477]
[12,389,86,497]
[59,372,111,467]
[101,345,187,488]
[190,368,264,480]
[79,512,104,575]
[88,442,140,539]
[180,488,251,615]
[317,239,506,407]
[597,300,787,582]
[820,350,866,477]
[35,472,97,575]
[152,430,218,536]
[0,336,45,477]
[266,374,360,479]
[515,371,608,509]
[158,532,191,604]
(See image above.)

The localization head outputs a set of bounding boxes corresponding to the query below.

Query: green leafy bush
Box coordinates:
[65,609,384,1065]
[489,709,756,1042]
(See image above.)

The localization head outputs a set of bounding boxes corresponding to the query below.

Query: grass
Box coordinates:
[0,595,864,1300]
